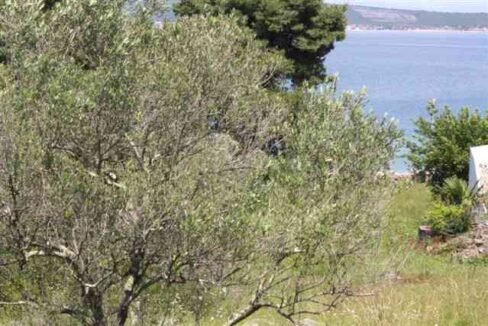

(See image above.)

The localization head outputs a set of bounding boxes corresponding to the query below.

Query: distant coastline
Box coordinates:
[347,26,488,33]
[345,5,488,33]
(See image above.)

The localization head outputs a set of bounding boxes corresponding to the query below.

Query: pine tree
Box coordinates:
[175,0,347,85]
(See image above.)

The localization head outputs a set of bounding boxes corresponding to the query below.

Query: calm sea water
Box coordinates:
[325,31,488,171]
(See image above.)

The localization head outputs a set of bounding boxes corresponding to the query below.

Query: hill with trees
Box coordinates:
[345,5,488,31]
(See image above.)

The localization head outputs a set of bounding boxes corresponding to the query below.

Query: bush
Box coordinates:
[426,202,472,235]
[437,176,477,206]
[407,101,488,187]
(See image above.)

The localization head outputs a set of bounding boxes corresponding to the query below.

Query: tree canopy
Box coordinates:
[0,1,400,325]
[408,102,488,187]
[174,0,347,86]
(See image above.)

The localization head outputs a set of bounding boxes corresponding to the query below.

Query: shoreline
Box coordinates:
[347,27,488,33]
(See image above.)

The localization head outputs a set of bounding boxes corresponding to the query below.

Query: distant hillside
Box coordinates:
[345,5,488,31]
[164,2,488,31]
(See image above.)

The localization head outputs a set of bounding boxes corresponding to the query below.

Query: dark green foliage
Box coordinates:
[407,102,488,187]
[174,0,347,85]
[42,0,63,11]
[0,39,6,64]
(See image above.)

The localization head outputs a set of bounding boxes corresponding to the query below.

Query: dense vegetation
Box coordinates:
[0,1,401,325]
[174,0,347,85]
[408,102,487,236]
[1,1,486,325]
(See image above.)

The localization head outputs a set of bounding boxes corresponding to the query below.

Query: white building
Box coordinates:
[469,145,488,217]
[469,145,488,194]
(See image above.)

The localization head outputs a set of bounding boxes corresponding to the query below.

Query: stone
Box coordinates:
[419,225,435,241]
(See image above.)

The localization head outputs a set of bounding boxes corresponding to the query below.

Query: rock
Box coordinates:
[419,225,435,241]
[442,222,488,260]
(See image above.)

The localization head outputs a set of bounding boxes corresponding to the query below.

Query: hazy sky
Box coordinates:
[326,0,488,13]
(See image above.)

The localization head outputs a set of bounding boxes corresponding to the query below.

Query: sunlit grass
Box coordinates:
[321,266,488,326]
[223,184,488,325]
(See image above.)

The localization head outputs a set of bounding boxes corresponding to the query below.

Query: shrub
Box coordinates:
[426,202,472,235]
[407,101,488,187]
[437,176,477,206]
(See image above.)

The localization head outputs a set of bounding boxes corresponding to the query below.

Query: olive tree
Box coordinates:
[222,87,401,325]
[0,1,401,325]
[0,1,285,325]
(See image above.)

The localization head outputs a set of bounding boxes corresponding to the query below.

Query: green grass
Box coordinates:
[226,184,488,325]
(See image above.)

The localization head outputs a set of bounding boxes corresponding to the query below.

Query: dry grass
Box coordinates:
[320,266,488,326]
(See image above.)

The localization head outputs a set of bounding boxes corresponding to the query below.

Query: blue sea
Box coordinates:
[325,31,488,171]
